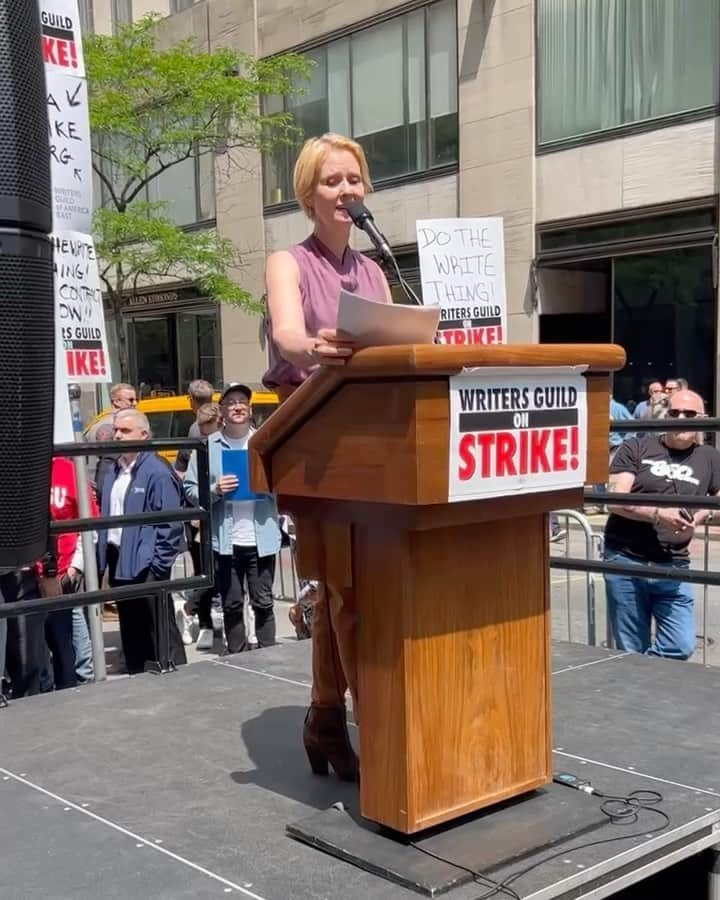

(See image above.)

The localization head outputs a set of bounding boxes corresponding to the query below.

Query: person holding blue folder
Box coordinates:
[185,384,281,653]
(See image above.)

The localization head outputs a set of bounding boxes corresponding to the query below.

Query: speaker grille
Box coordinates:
[0,1,52,231]
[0,233,54,569]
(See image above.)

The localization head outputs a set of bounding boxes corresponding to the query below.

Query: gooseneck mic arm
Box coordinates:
[343,200,422,306]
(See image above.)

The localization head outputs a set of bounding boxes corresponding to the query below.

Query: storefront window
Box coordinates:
[177,310,221,391]
[537,205,718,411]
[612,248,716,412]
[129,317,177,394]
[125,304,221,395]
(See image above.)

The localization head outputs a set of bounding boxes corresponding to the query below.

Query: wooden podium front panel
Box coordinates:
[356,514,551,834]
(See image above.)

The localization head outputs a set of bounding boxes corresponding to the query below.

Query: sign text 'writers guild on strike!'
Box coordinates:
[456,384,581,481]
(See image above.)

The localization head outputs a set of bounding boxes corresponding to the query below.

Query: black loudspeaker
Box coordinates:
[0,1,54,570]
[0,2,52,231]
[0,231,54,570]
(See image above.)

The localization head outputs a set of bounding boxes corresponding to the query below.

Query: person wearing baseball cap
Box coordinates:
[218,382,253,404]
[184,383,281,654]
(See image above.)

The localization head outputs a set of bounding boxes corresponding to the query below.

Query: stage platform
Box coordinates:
[1,640,719,899]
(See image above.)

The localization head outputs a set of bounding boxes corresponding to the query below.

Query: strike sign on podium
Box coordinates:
[249,342,625,835]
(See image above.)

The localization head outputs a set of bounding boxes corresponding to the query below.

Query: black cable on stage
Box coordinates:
[408,841,522,900]
[409,781,670,900]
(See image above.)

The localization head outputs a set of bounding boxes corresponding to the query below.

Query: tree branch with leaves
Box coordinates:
[85,15,309,381]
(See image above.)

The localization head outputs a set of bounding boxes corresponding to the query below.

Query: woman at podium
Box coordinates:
[263,133,391,781]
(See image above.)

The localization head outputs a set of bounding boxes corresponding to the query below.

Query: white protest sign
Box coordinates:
[39,0,85,77]
[52,232,111,383]
[46,72,92,232]
[448,368,587,502]
[53,338,75,444]
[416,218,507,346]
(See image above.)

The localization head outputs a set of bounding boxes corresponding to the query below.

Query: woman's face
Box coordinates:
[311,148,365,229]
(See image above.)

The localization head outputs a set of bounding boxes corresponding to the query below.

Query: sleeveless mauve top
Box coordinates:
[263,234,388,389]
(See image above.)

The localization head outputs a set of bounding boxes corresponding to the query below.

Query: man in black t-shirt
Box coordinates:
[604,389,720,660]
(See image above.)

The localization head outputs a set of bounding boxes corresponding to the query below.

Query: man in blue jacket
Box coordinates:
[185,383,281,654]
[97,409,186,674]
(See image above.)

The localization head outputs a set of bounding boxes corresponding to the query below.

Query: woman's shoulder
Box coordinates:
[265,247,301,289]
[266,247,300,268]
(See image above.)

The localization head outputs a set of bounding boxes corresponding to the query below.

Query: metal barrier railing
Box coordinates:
[550,509,601,646]
[549,414,720,665]
[0,437,213,692]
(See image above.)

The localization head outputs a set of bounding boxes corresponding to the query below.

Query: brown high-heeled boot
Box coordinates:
[303,705,358,782]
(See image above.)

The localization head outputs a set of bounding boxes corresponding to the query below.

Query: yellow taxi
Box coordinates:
[84,387,280,463]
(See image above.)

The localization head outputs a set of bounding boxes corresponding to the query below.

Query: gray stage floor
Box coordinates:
[1,641,719,899]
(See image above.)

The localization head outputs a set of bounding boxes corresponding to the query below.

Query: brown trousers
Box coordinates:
[310,582,358,717]
[276,385,358,717]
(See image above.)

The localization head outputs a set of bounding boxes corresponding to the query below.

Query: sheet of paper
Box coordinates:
[336,290,440,347]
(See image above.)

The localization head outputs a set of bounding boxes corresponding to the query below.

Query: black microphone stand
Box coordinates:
[380,251,422,306]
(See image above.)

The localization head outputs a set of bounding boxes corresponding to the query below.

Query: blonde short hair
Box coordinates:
[293,133,372,219]
[196,402,221,426]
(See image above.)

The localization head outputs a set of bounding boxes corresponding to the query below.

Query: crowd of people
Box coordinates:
[0,378,290,701]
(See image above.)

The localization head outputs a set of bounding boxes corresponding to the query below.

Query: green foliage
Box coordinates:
[93,205,262,313]
[84,15,309,376]
[86,15,308,211]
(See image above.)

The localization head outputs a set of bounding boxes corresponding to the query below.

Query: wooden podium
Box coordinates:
[250,343,625,835]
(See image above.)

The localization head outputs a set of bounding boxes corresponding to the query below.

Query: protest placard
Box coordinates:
[416,218,507,346]
[46,71,92,232]
[38,0,85,77]
[448,369,587,501]
[52,232,111,383]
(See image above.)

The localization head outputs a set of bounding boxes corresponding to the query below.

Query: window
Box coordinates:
[127,307,221,395]
[170,0,194,11]
[98,137,215,227]
[263,0,458,206]
[111,0,132,32]
[537,0,720,147]
[78,0,94,33]
[536,203,718,412]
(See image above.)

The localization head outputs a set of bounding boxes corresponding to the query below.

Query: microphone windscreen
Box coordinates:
[342,199,371,225]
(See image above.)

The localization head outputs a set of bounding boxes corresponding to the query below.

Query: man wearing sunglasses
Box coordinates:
[603,389,719,660]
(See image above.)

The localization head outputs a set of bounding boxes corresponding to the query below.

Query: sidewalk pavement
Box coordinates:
[101,599,300,679]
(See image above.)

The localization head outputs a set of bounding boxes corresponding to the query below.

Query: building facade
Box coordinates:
[86,0,720,411]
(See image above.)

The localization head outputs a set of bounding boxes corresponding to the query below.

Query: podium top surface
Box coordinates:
[251,343,625,459]
[320,342,626,376]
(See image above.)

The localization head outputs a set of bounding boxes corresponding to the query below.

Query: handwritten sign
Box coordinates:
[416,218,507,346]
[448,369,587,502]
[46,71,92,232]
[39,0,85,77]
[52,232,111,383]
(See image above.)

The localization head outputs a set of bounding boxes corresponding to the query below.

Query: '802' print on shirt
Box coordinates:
[641,459,700,486]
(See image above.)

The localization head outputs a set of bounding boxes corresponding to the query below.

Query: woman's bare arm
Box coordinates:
[265,250,354,368]
[265,251,315,369]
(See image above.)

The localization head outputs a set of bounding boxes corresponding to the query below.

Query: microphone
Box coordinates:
[343,200,394,264]
[343,199,422,306]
